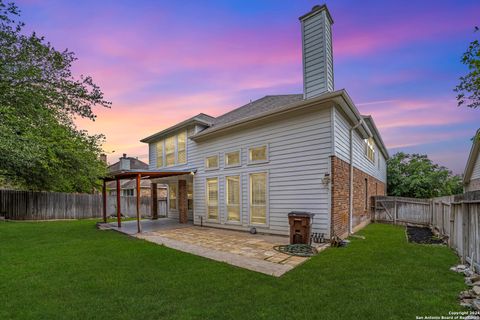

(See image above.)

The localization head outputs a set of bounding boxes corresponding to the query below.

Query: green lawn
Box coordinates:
[0,221,465,319]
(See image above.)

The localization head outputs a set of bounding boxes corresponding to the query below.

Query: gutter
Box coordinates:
[349,118,365,235]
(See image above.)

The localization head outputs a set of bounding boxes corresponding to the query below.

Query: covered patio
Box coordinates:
[102,169,195,233]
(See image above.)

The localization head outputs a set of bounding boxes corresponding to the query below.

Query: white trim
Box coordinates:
[247,144,269,165]
[247,170,269,227]
[224,149,242,168]
[225,174,242,225]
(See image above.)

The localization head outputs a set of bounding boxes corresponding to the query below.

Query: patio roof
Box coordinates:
[103,169,195,181]
[101,169,195,233]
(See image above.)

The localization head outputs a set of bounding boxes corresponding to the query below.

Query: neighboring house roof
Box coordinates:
[108,156,148,173]
[140,113,215,143]
[463,128,480,184]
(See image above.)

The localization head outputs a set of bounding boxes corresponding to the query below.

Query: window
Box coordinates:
[225,151,240,167]
[123,189,134,197]
[156,141,164,167]
[226,176,241,222]
[169,183,177,210]
[165,136,176,166]
[155,131,188,168]
[364,138,375,162]
[249,145,267,163]
[177,131,187,164]
[187,181,193,211]
[250,172,267,224]
[205,155,219,170]
[206,178,218,219]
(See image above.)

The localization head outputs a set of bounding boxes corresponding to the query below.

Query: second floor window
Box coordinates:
[156,130,188,168]
[364,138,375,163]
[177,131,186,164]
[249,145,267,163]
[205,155,219,170]
[225,151,240,167]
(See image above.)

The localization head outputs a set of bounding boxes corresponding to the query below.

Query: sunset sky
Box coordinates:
[17,0,480,174]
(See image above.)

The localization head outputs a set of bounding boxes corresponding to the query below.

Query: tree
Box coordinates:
[454,26,480,109]
[0,1,110,192]
[387,152,463,198]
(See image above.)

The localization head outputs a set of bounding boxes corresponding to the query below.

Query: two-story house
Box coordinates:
[137,5,388,239]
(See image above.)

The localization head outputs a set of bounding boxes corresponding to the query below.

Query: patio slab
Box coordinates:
[100,219,329,276]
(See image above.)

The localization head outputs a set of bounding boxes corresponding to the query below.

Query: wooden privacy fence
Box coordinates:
[0,189,166,220]
[373,194,480,272]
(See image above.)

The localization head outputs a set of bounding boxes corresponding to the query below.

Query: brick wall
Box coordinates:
[330,156,386,238]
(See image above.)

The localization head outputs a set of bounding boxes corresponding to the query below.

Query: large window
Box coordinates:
[364,138,375,163]
[249,145,267,163]
[187,181,193,211]
[225,151,240,167]
[177,131,187,164]
[165,136,176,167]
[226,176,240,222]
[155,131,187,168]
[206,178,218,220]
[156,141,164,167]
[250,172,267,224]
[205,155,219,170]
[169,183,177,210]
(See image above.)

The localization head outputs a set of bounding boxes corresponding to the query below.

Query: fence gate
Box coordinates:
[374,196,431,226]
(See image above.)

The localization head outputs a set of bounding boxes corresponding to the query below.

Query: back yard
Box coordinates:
[0,221,466,319]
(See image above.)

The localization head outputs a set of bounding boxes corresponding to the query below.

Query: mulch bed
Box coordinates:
[406,226,444,244]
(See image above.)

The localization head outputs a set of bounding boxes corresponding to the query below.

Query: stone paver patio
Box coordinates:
[102,219,328,276]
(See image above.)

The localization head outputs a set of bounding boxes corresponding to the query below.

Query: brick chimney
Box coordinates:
[299,4,334,99]
[99,153,107,164]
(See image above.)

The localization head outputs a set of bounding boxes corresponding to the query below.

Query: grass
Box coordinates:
[0,221,466,319]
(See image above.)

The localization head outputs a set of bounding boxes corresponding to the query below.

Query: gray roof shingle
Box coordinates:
[200,94,303,135]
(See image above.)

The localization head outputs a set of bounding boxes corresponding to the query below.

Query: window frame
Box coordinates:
[205,154,220,171]
[165,136,177,167]
[205,177,219,221]
[248,144,269,165]
[225,175,242,224]
[224,150,241,168]
[248,171,269,226]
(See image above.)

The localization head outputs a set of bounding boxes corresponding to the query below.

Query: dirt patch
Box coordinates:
[406,226,444,244]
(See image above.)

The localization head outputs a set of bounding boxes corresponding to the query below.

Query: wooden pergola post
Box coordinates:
[151,182,158,220]
[102,180,107,223]
[116,178,121,228]
[136,174,142,233]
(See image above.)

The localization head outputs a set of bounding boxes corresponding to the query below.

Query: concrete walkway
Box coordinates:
[99,219,328,277]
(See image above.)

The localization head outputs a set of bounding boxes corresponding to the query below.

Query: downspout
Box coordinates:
[349,119,364,235]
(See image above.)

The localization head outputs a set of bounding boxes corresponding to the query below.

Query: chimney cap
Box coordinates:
[122,153,127,158]
[299,4,334,24]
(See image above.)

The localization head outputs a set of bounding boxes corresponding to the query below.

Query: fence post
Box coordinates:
[393,197,397,224]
